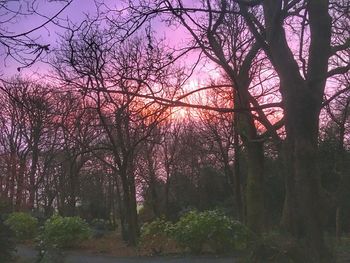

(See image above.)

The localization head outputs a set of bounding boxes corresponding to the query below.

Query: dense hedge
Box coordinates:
[40,215,91,248]
[171,210,249,253]
[139,218,176,255]
[4,212,38,241]
[140,210,250,254]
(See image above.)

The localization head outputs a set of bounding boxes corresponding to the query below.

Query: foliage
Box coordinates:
[139,218,175,255]
[0,218,16,262]
[4,212,38,241]
[171,210,250,254]
[40,215,91,248]
[141,218,174,238]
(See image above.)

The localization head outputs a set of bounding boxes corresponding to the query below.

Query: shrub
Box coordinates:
[139,218,176,255]
[246,232,311,263]
[171,210,249,254]
[40,215,91,248]
[0,218,16,262]
[4,212,38,241]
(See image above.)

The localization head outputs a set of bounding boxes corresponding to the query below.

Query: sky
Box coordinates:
[0,0,113,75]
[0,0,220,83]
[0,0,242,123]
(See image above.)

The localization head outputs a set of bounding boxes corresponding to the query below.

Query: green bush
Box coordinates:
[40,215,91,248]
[0,218,16,262]
[4,212,38,241]
[139,218,175,255]
[141,218,174,238]
[171,210,249,254]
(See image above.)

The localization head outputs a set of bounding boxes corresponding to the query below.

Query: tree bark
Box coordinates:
[245,140,265,234]
[235,80,265,234]
[15,158,26,210]
[259,1,332,261]
[120,166,139,246]
[234,104,244,222]
[336,206,341,243]
[28,142,39,210]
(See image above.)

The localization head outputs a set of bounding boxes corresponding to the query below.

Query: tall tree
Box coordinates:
[238,0,349,261]
[113,0,283,234]
[53,22,181,245]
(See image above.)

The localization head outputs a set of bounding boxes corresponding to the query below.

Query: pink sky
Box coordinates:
[0,0,219,84]
[0,0,112,75]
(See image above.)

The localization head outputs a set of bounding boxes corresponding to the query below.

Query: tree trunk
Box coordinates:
[115,177,127,241]
[15,158,26,211]
[233,114,244,222]
[235,83,265,234]
[147,150,159,217]
[336,206,341,243]
[245,140,265,234]
[164,159,172,219]
[293,123,325,260]
[281,140,298,235]
[279,69,330,262]
[67,164,77,216]
[255,1,333,261]
[9,152,17,208]
[204,10,264,233]
[122,189,138,246]
[120,167,139,246]
[165,172,170,218]
[28,138,40,210]
[129,183,139,245]
[334,101,348,242]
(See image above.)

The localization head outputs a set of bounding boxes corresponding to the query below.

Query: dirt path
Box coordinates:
[16,245,236,263]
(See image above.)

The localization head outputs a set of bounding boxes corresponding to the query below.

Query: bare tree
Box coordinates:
[0,0,72,71]
[52,21,181,245]
[193,86,244,221]
[0,79,54,210]
[110,0,283,234]
[236,0,349,260]
[323,73,350,242]
[106,0,349,258]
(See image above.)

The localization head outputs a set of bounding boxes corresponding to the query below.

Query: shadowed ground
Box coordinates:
[15,245,236,263]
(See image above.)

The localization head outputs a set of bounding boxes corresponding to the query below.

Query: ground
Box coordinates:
[15,245,236,263]
[14,232,350,263]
